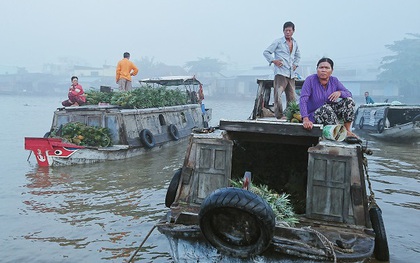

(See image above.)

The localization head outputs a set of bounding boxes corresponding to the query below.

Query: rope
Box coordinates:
[27,151,32,161]
[303,226,337,263]
[127,224,157,263]
[362,155,377,208]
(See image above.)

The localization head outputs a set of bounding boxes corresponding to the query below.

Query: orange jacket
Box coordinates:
[116,58,139,81]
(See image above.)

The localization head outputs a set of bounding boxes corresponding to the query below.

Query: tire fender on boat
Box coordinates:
[165,168,182,208]
[377,118,385,133]
[413,114,420,124]
[168,124,180,141]
[358,117,364,129]
[369,205,390,261]
[199,187,275,258]
[139,129,156,148]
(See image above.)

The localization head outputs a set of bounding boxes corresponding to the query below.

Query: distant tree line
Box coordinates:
[378,33,420,100]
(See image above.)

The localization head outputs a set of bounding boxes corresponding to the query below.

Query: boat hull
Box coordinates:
[353,103,420,142]
[25,104,211,166]
[157,212,374,263]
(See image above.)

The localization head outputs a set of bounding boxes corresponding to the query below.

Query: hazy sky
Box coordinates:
[1,0,420,72]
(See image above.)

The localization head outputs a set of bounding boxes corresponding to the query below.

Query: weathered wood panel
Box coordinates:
[194,141,232,202]
[307,152,351,223]
[220,119,322,138]
[177,132,233,205]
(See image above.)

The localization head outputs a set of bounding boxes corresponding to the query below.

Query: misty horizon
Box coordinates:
[2,1,420,73]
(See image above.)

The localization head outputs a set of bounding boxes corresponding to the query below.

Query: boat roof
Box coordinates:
[139,76,201,86]
[359,102,420,109]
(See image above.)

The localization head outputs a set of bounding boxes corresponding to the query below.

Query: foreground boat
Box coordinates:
[25,76,211,166]
[353,102,420,143]
[157,79,389,262]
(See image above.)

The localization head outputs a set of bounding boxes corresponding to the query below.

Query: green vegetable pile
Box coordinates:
[231,179,298,226]
[85,85,188,109]
[50,122,112,147]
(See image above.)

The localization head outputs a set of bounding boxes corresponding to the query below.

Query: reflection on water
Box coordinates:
[356,137,420,263]
[20,141,188,262]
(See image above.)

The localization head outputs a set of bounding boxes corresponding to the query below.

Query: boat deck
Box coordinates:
[219,118,323,145]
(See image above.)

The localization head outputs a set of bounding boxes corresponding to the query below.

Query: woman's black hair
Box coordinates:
[317,57,334,70]
[71,76,78,81]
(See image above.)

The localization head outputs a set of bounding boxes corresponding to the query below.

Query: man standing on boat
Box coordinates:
[116,52,139,91]
[263,21,301,119]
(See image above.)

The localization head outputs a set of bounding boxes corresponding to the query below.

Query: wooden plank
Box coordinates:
[219,119,322,138]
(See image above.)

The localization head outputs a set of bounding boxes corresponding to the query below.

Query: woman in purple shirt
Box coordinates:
[299,58,357,138]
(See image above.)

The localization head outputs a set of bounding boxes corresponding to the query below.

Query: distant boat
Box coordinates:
[25,76,212,166]
[353,102,420,142]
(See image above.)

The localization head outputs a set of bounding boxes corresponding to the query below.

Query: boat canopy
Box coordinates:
[139,76,201,86]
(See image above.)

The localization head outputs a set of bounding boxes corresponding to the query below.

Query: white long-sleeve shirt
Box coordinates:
[263,36,301,78]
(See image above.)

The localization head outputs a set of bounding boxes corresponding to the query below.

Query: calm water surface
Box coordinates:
[0,95,419,262]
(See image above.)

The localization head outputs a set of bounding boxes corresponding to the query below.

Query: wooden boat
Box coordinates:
[353,102,420,142]
[157,79,389,262]
[25,76,211,166]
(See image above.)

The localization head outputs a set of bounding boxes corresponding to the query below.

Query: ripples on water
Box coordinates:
[0,94,187,262]
[1,96,419,262]
[358,137,420,263]
[19,143,186,263]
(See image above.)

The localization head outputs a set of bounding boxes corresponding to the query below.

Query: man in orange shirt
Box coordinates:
[116,52,139,91]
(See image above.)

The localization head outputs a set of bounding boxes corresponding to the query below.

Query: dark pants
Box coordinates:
[314,97,355,125]
[273,74,296,118]
[62,95,85,107]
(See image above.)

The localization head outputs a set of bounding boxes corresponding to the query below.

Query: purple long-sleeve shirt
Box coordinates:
[299,74,352,122]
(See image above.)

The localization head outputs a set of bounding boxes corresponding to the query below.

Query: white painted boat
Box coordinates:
[25,76,211,166]
[353,102,420,142]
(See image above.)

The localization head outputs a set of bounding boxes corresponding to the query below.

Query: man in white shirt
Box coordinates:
[263,21,301,119]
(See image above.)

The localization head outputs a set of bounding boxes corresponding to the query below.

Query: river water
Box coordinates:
[0,95,419,263]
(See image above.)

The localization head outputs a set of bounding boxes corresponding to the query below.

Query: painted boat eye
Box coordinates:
[54,150,63,156]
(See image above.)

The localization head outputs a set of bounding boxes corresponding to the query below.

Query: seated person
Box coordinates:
[62,76,86,107]
[299,57,357,138]
[364,91,375,104]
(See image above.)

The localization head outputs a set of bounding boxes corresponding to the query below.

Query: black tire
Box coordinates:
[358,117,364,129]
[369,206,390,261]
[199,187,275,258]
[139,129,156,148]
[377,118,385,133]
[168,124,179,141]
[413,114,420,124]
[165,168,181,208]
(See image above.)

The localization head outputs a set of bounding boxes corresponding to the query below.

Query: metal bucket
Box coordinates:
[322,124,347,141]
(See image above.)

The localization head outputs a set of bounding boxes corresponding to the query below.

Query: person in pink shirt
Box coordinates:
[116,52,139,91]
[62,76,86,107]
